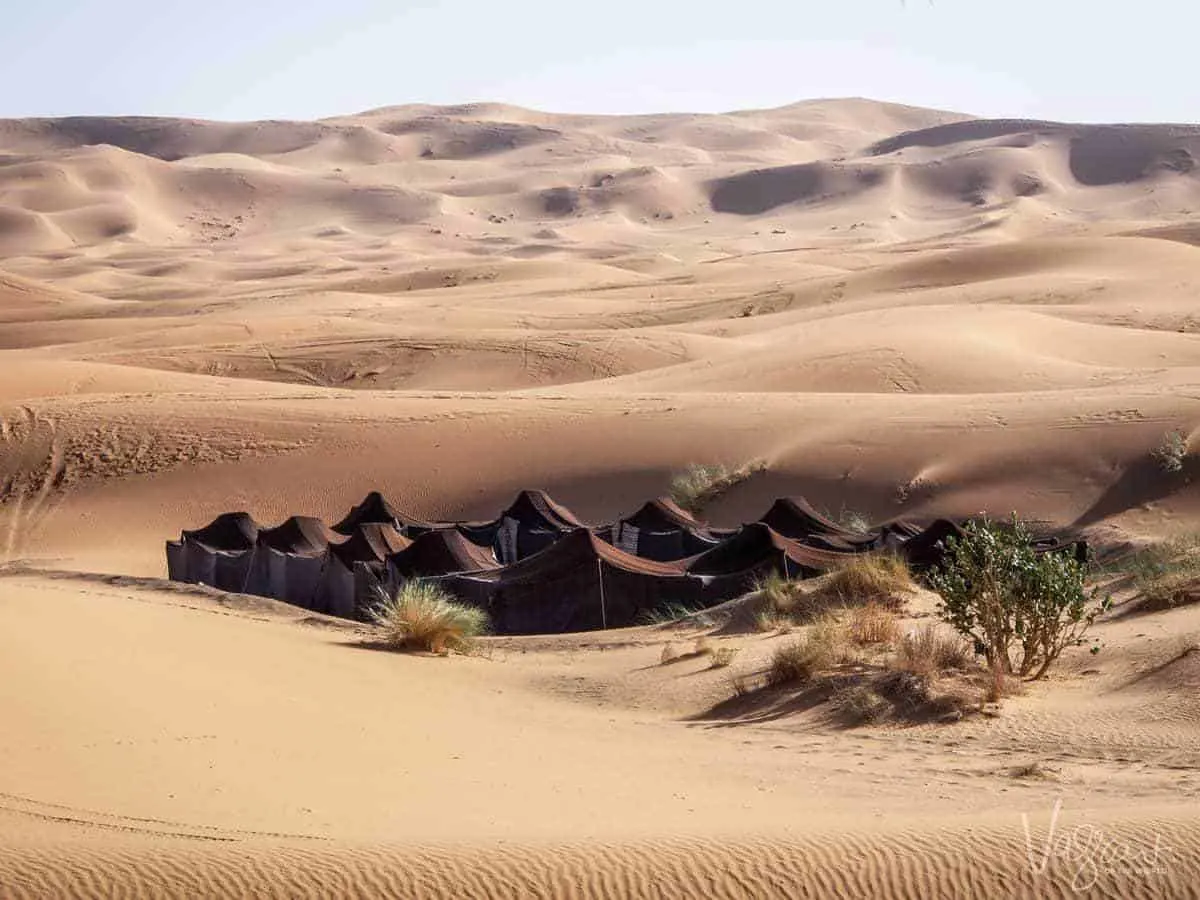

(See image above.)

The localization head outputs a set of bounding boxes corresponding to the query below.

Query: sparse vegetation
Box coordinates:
[823,554,914,609]
[755,570,806,617]
[709,646,740,668]
[767,615,851,685]
[1121,535,1200,611]
[928,516,1110,680]
[832,683,889,723]
[1152,429,1189,474]
[848,602,900,646]
[894,624,972,676]
[370,582,489,654]
[660,643,681,665]
[669,460,766,515]
[639,601,707,625]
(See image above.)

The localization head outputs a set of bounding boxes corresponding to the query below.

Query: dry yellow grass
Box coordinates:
[848,603,901,646]
[669,461,765,514]
[895,624,972,676]
[370,583,489,654]
[767,615,851,685]
[823,554,914,609]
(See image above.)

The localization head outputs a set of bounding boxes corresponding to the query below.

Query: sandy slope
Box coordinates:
[3,98,1200,896]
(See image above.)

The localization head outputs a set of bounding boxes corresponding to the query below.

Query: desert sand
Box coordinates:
[3,99,1200,897]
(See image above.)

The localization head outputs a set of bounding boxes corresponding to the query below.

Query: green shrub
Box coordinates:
[927,516,1109,680]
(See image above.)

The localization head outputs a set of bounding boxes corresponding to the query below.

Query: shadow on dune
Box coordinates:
[684,677,838,728]
[1071,457,1198,531]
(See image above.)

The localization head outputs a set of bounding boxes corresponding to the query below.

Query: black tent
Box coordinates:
[332,491,440,538]
[604,497,721,562]
[437,528,699,635]
[459,489,589,564]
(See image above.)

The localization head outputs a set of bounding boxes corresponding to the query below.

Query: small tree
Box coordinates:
[927,516,1109,680]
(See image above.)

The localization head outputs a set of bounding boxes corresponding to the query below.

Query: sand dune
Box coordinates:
[4,97,1200,896]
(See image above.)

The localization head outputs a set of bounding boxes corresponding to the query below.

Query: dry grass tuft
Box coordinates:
[848,603,900,646]
[693,636,714,656]
[669,461,766,515]
[832,683,890,724]
[767,615,851,685]
[895,624,973,676]
[660,643,681,665]
[370,582,489,654]
[823,554,914,608]
[755,609,794,634]
[709,646,740,669]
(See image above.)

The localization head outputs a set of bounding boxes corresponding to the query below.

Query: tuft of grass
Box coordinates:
[370,582,489,654]
[755,609,794,634]
[639,602,707,625]
[755,570,806,615]
[895,624,973,676]
[709,646,740,669]
[1152,429,1188,474]
[1118,536,1200,611]
[1009,761,1053,780]
[767,615,850,685]
[660,643,681,665]
[693,636,714,656]
[832,683,890,724]
[848,602,901,646]
[669,461,766,515]
[822,554,914,609]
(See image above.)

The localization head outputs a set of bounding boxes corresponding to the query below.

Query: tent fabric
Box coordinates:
[686,523,847,579]
[257,516,342,555]
[181,512,260,551]
[604,498,721,562]
[386,528,500,581]
[330,523,410,566]
[459,490,589,565]
[332,491,439,537]
[436,529,700,635]
[756,497,875,548]
[165,541,187,582]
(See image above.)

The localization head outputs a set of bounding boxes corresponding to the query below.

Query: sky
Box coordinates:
[2,1,1195,123]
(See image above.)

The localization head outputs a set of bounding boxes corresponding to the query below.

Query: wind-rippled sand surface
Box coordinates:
[3,99,1200,897]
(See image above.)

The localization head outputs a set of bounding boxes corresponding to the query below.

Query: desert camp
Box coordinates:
[165,490,1087,632]
[7,7,1200,894]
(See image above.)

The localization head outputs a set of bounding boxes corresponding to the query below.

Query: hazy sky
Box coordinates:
[2,1,1194,122]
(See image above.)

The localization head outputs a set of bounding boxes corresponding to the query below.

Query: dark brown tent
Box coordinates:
[386,527,500,581]
[181,511,261,549]
[321,523,412,618]
[249,516,342,607]
[436,528,699,635]
[605,497,720,561]
[459,489,589,564]
[332,491,439,537]
[169,512,263,590]
[756,497,876,549]
[686,523,851,603]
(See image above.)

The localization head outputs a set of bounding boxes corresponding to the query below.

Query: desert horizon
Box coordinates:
[4,91,1200,898]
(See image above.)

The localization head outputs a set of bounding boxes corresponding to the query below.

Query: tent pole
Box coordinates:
[597,558,607,630]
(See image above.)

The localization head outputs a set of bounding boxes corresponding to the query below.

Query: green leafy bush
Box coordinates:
[927,516,1109,680]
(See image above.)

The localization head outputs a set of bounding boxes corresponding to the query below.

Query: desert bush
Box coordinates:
[832,683,890,723]
[639,601,706,625]
[669,461,765,514]
[370,582,489,654]
[1152,430,1189,474]
[767,615,850,685]
[928,516,1110,680]
[848,602,901,646]
[824,554,914,608]
[1120,535,1200,610]
[895,624,972,675]
[755,570,806,614]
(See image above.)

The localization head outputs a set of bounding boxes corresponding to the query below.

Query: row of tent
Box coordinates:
[166,490,1087,635]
